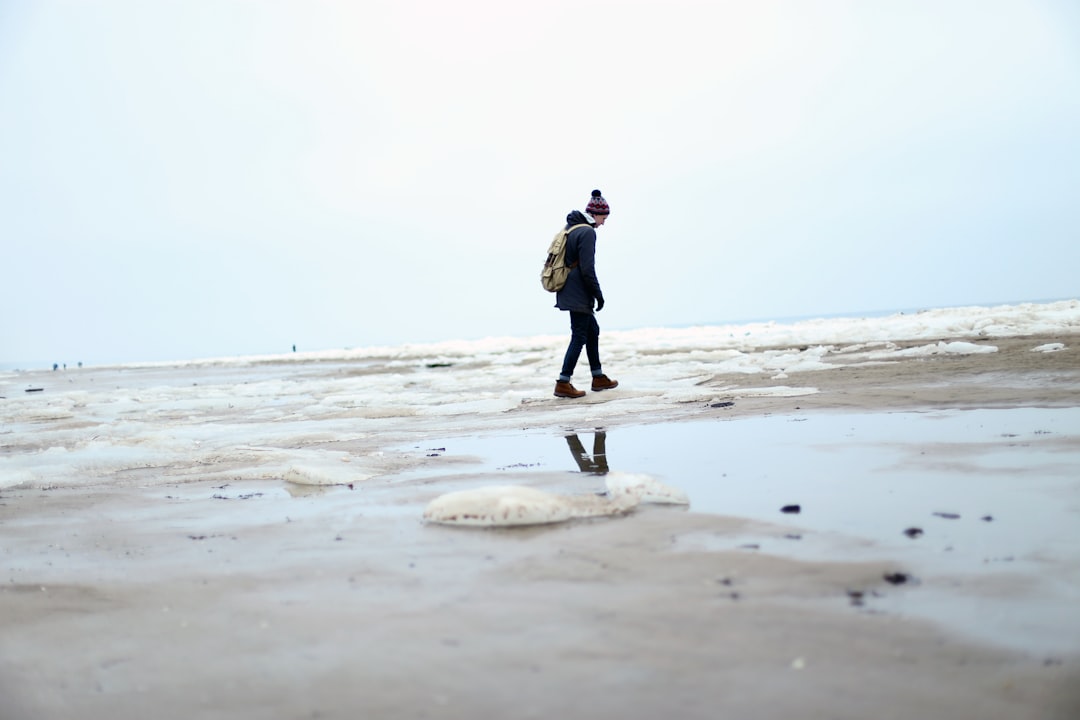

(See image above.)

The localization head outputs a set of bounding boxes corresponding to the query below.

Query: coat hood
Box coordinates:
[565,210,594,228]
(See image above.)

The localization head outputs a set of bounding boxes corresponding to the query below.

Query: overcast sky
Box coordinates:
[2,1,1078,366]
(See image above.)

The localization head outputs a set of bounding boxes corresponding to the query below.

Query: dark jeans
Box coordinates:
[565,432,609,474]
[559,311,601,381]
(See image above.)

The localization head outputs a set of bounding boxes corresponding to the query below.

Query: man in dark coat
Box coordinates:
[554,189,619,399]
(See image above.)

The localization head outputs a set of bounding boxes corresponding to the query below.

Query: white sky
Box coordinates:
[2,1,1078,365]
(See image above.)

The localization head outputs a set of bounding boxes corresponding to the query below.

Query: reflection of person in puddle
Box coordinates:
[565,431,609,474]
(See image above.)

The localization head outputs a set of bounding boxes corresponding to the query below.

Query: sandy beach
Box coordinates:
[2,323,1079,719]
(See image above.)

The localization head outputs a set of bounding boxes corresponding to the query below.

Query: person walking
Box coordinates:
[553,189,619,399]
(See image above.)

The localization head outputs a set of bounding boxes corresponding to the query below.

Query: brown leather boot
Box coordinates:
[591,374,619,391]
[554,381,586,398]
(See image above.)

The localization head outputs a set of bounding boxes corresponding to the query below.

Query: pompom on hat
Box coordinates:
[586,189,610,216]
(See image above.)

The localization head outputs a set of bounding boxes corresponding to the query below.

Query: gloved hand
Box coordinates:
[595,297,605,312]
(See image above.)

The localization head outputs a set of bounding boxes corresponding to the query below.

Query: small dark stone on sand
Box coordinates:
[933,512,961,520]
[710,401,735,408]
[980,515,993,522]
[883,572,909,585]
[780,504,801,514]
[904,527,924,538]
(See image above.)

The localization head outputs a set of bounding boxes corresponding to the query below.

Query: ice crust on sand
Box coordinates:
[422,486,634,526]
[868,341,998,359]
[422,473,688,527]
[604,471,691,505]
[283,464,375,486]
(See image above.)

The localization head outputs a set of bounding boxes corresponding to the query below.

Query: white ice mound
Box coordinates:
[422,485,636,527]
[284,464,374,486]
[423,473,688,527]
[604,472,690,505]
[1031,343,1066,353]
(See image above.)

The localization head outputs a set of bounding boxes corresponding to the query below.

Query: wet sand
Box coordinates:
[2,332,1079,719]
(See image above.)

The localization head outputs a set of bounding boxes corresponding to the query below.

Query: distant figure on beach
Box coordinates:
[553,189,619,399]
[52,363,58,371]
[565,432,609,474]
[292,344,296,353]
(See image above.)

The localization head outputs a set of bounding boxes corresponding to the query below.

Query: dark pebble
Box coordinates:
[933,512,961,520]
[904,527,924,538]
[780,504,801,514]
[883,572,909,585]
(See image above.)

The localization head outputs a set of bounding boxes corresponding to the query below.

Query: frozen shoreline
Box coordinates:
[2,301,1079,492]
[4,298,1076,374]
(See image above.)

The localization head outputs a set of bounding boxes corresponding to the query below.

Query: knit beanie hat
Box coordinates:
[586,189,610,216]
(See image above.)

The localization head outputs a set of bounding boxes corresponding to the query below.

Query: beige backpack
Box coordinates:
[540,223,591,292]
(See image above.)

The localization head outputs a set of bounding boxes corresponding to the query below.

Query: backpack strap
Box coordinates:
[564,223,592,270]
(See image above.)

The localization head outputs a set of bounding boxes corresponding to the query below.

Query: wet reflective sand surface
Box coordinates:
[410,408,1080,654]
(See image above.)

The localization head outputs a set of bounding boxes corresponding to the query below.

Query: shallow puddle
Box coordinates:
[405,407,1080,654]
[409,408,1079,551]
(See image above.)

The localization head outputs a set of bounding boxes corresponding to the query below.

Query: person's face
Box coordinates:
[593,213,609,227]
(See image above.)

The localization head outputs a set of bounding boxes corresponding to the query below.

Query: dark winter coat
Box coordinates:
[555,210,604,312]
